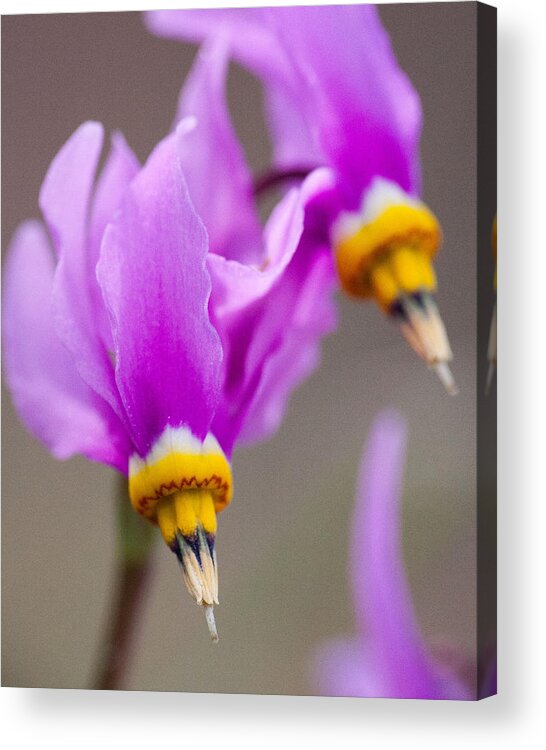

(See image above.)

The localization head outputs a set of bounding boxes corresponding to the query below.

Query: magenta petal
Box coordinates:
[89,132,140,265]
[210,169,337,451]
[39,122,104,262]
[207,176,310,321]
[175,37,262,264]
[263,83,323,170]
[89,131,140,352]
[145,8,317,168]
[98,126,223,456]
[252,5,422,204]
[351,412,470,699]
[39,122,127,427]
[312,637,385,698]
[145,8,289,82]
[2,221,127,471]
[238,241,336,445]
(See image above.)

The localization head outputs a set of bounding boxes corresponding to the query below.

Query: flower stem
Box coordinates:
[92,475,156,690]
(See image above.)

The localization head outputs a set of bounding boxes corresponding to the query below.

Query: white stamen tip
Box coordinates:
[204,604,219,643]
[433,361,459,396]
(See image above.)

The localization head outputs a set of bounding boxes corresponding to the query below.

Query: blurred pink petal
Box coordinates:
[39,123,129,429]
[2,220,127,470]
[314,412,472,700]
[145,5,421,204]
[175,37,262,264]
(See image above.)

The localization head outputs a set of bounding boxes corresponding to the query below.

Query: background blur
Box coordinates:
[2,3,493,693]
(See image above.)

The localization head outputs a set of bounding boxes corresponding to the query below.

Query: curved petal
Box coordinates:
[208,167,334,321]
[175,36,262,264]
[237,240,336,446]
[2,220,127,471]
[350,412,470,699]
[145,7,318,168]
[210,168,337,452]
[145,8,290,82]
[264,5,422,205]
[263,82,323,170]
[89,132,140,264]
[97,125,223,457]
[206,174,312,321]
[38,122,127,427]
[89,131,140,351]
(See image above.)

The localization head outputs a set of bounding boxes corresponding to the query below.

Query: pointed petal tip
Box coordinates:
[433,362,459,396]
[373,408,407,435]
[204,604,219,643]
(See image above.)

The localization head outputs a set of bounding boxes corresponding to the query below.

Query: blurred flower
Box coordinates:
[2,44,336,639]
[146,5,457,394]
[311,412,477,699]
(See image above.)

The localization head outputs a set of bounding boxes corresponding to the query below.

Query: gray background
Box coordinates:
[2,3,487,693]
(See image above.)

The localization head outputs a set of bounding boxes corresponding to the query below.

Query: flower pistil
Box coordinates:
[129,426,232,641]
[333,179,456,394]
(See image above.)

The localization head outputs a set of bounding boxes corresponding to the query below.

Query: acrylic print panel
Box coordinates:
[1,2,496,698]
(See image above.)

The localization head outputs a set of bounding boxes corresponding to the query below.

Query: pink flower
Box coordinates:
[312,412,489,699]
[146,5,457,393]
[2,44,336,637]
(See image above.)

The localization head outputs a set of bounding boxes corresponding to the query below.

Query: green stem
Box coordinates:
[92,475,156,691]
